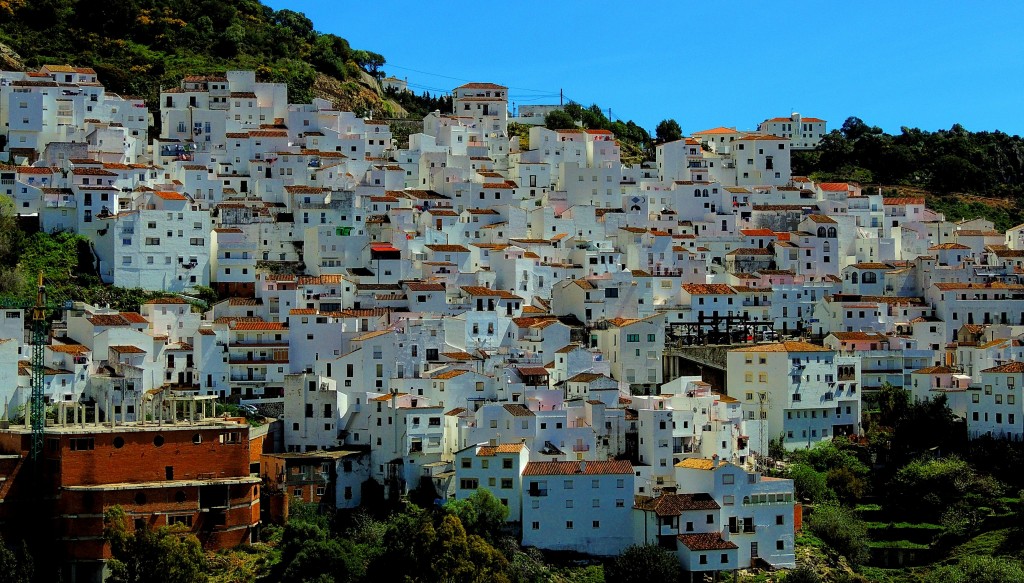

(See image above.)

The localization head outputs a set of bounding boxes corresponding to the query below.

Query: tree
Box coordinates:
[805,503,869,566]
[887,456,1003,523]
[0,535,32,583]
[444,488,508,542]
[104,506,208,583]
[604,544,681,583]
[827,466,867,505]
[788,462,833,503]
[544,110,576,131]
[655,119,682,143]
[280,538,366,583]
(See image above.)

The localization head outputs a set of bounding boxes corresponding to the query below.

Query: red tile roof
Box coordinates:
[154,191,188,201]
[982,362,1024,374]
[120,312,148,324]
[635,493,720,515]
[232,321,287,331]
[503,404,534,417]
[677,532,738,551]
[523,460,633,476]
[477,443,526,456]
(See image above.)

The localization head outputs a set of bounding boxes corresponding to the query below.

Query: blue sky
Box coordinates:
[265,1,1024,137]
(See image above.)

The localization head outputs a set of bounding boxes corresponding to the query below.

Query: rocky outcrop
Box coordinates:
[0,42,25,71]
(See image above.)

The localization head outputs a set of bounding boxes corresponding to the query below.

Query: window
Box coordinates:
[776,515,785,525]
[461,458,472,469]
[565,521,573,529]
[722,474,735,485]
[501,478,513,489]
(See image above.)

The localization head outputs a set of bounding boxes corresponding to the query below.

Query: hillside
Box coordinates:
[793,117,1024,228]
[0,0,420,122]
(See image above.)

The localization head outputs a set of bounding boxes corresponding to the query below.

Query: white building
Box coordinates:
[727,342,860,451]
[521,460,635,556]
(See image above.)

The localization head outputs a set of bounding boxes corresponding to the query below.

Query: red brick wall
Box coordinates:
[0,427,259,564]
[52,426,250,486]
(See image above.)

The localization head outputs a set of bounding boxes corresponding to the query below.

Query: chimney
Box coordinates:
[578,460,586,474]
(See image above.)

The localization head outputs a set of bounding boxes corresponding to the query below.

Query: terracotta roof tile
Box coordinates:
[523,460,632,476]
[635,493,720,515]
[982,362,1024,374]
[677,532,738,551]
[503,404,534,417]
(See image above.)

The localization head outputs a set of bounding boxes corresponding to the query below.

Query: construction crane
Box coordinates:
[0,273,66,462]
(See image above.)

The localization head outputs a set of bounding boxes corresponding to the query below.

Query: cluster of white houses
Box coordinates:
[2,64,1023,573]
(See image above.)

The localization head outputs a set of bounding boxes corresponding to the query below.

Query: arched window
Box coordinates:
[851,272,859,284]
[827,227,837,238]
[823,241,831,253]
[817,227,827,237]
[702,189,709,197]
[694,188,701,197]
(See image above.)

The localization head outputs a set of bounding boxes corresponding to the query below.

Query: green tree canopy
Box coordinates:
[104,506,208,583]
[444,488,508,543]
[805,503,869,566]
[544,110,577,131]
[886,456,1003,523]
[655,119,682,143]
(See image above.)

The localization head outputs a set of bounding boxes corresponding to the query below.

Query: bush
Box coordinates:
[806,503,869,566]
[926,555,1024,583]
[789,462,833,503]
[604,544,681,583]
[887,456,1003,523]
[785,565,821,583]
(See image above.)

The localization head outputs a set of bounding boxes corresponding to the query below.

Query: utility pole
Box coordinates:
[559,89,563,107]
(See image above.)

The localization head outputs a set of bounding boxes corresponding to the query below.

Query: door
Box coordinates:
[751,541,758,559]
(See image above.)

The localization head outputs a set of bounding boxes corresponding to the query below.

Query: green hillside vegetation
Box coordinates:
[545,102,654,165]
[794,117,1024,228]
[0,0,423,118]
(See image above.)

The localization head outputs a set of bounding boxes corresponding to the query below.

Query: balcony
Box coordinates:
[527,487,548,497]
[572,444,590,452]
[229,375,267,383]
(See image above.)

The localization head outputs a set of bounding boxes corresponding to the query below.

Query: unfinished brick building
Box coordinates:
[0,396,261,582]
